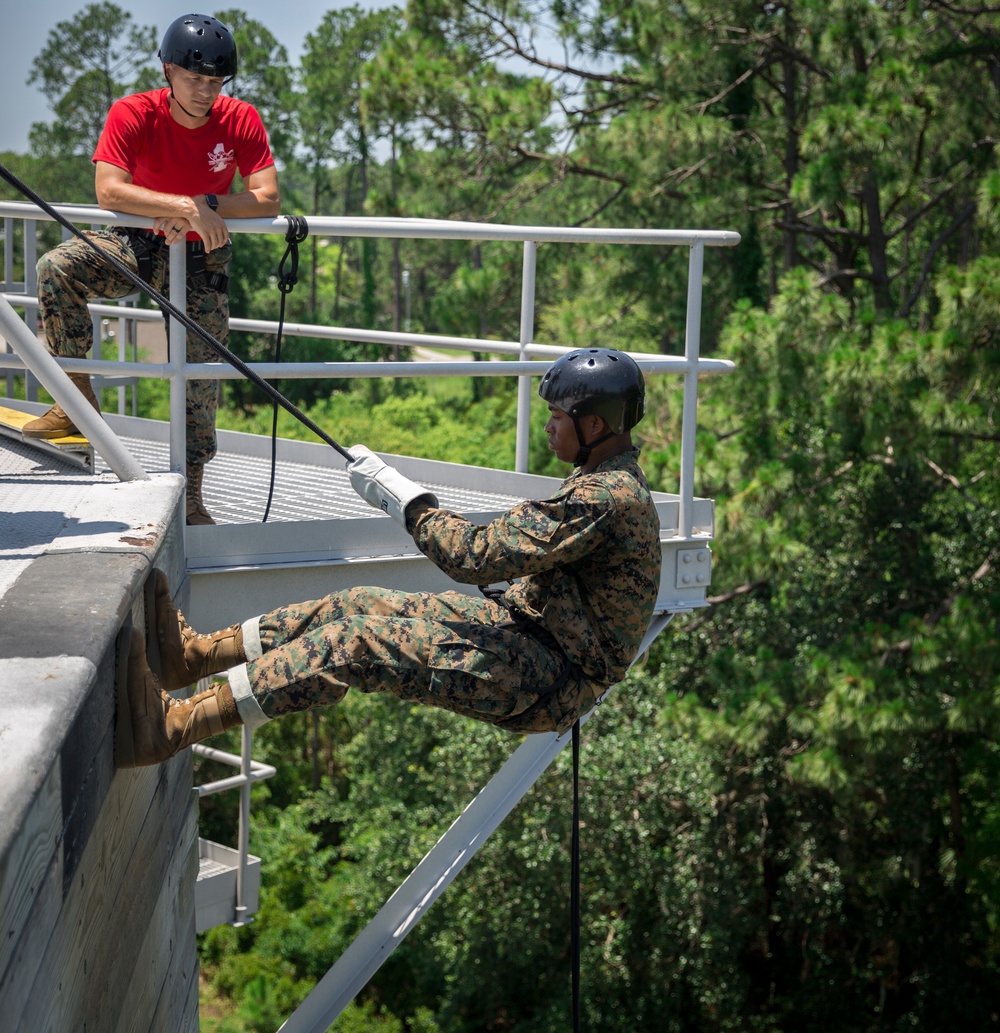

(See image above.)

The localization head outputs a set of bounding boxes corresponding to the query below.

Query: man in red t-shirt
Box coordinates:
[24,13,280,525]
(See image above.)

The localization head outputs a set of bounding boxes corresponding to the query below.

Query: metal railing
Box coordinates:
[193,722,277,928]
[1,199,739,1029]
[0,200,738,537]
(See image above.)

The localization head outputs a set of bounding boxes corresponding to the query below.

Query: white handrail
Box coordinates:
[0,200,741,246]
[0,293,148,480]
[0,200,737,489]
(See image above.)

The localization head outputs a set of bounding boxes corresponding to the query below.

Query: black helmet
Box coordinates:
[159,14,238,80]
[538,348,646,434]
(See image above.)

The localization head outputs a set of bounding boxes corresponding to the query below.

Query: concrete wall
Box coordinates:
[0,473,199,1033]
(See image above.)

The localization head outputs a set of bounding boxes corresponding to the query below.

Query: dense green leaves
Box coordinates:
[26,3,158,158]
[8,1,1000,1030]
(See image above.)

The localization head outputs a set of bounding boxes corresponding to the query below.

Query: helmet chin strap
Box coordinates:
[571,419,615,467]
[165,71,213,119]
[169,90,214,119]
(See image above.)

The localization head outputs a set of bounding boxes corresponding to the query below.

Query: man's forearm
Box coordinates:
[209,186,279,219]
[96,180,200,222]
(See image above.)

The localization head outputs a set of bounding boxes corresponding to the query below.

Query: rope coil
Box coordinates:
[262,215,311,522]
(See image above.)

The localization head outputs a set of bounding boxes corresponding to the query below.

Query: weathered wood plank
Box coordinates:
[0,838,63,1028]
[136,808,201,1033]
[0,761,62,989]
[14,751,195,1032]
[81,755,196,1027]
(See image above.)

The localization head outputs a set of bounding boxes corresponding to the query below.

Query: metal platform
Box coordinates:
[195,839,261,934]
[1,200,735,1033]
[1,400,714,633]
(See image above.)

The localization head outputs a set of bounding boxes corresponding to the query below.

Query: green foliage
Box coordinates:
[11,2,1000,1030]
[207,376,519,468]
[27,3,158,158]
[642,251,1000,1028]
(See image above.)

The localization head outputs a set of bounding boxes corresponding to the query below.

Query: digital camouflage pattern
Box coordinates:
[242,449,661,734]
[37,229,229,465]
[247,586,566,729]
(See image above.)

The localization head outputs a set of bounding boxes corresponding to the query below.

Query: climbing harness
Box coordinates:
[0,162,346,463]
[262,215,309,523]
[479,583,582,697]
[110,227,161,286]
[110,227,231,296]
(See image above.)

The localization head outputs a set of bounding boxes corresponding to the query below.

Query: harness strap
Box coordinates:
[113,227,157,285]
[184,243,230,294]
[480,584,581,696]
[112,227,230,294]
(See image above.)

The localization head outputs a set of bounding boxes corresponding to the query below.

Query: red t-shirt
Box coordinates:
[93,88,275,238]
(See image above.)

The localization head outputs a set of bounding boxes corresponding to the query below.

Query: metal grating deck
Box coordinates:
[95,434,528,526]
[0,421,532,599]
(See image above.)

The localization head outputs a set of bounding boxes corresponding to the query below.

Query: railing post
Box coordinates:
[168,241,187,474]
[679,242,705,539]
[116,296,138,416]
[2,217,12,398]
[515,241,537,473]
[235,725,253,926]
[24,219,38,402]
[2,217,11,289]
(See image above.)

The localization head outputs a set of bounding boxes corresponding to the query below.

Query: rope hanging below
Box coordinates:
[262,215,310,523]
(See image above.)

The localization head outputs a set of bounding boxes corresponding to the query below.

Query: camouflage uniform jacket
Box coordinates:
[410,447,661,689]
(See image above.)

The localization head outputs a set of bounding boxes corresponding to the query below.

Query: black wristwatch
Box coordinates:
[205,194,219,211]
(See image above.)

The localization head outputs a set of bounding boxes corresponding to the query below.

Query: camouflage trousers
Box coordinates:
[229,586,601,735]
[37,229,232,466]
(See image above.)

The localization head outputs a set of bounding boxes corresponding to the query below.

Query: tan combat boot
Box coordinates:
[186,462,216,525]
[116,628,242,768]
[22,373,101,439]
[154,568,245,691]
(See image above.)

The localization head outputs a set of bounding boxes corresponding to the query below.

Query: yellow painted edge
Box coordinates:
[0,404,91,446]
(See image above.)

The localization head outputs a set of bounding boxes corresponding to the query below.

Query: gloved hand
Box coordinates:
[347,445,439,529]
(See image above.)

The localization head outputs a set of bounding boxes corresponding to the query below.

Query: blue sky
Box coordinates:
[1,1,396,153]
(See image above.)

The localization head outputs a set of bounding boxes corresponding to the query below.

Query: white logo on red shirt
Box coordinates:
[208,142,234,173]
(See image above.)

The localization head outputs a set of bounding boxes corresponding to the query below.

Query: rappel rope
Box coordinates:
[480,586,585,1031]
[262,214,309,522]
[571,717,582,1033]
[3,160,588,1029]
[0,162,351,464]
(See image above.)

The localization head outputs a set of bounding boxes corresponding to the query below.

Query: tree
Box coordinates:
[296,6,405,325]
[637,251,1000,1028]
[399,0,1000,324]
[214,9,297,161]
[27,2,158,159]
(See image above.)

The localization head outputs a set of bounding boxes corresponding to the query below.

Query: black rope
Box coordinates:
[4,162,587,1023]
[571,718,582,1033]
[0,162,349,463]
[262,215,309,522]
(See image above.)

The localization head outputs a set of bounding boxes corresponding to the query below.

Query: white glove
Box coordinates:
[347,445,439,529]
